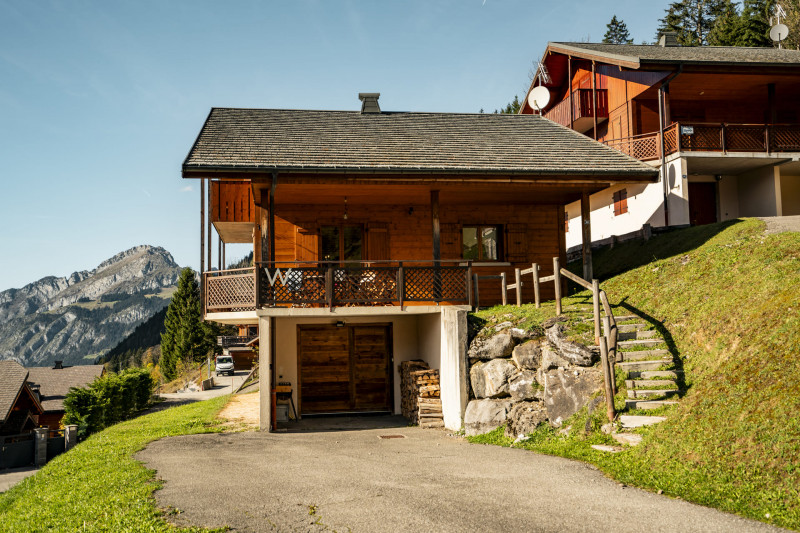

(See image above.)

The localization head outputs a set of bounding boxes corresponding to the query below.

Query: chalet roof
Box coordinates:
[26,365,105,413]
[182,108,658,179]
[0,361,28,423]
[548,42,800,69]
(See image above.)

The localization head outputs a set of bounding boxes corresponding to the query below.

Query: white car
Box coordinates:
[215,355,235,376]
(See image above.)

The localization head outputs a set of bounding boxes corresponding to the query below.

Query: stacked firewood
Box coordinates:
[399,360,444,429]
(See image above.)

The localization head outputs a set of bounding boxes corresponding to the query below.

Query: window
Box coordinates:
[462,226,502,261]
[613,189,628,216]
[321,225,363,262]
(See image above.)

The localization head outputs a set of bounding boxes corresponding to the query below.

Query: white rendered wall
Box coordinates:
[438,307,468,431]
[739,165,781,217]
[781,174,800,216]
[565,158,687,249]
[718,175,740,221]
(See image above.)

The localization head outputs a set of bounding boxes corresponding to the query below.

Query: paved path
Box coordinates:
[760,215,800,235]
[152,370,250,411]
[0,467,38,493]
[138,416,782,533]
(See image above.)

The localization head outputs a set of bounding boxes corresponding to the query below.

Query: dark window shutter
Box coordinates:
[441,223,461,259]
[505,223,527,263]
[613,189,628,216]
[295,226,319,262]
[367,223,390,261]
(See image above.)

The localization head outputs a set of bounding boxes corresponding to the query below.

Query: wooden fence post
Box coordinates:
[603,315,617,395]
[473,273,480,309]
[514,268,522,307]
[599,337,616,422]
[532,263,540,308]
[500,272,508,306]
[592,279,601,343]
[553,257,562,315]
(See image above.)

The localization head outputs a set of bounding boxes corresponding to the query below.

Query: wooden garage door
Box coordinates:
[298,324,392,414]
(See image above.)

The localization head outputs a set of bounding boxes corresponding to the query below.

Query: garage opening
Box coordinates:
[297,324,393,415]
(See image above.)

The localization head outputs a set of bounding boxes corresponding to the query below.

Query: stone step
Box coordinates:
[590,444,624,453]
[617,338,665,348]
[618,329,659,341]
[625,379,677,389]
[612,432,643,447]
[618,350,671,362]
[625,399,679,410]
[613,315,642,322]
[627,389,681,399]
[617,323,646,333]
[619,415,668,429]
[618,360,673,372]
[627,370,683,380]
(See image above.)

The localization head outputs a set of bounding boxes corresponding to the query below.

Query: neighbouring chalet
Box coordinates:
[521,34,800,253]
[0,361,43,437]
[183,94,658,431]
[26,363,105,429]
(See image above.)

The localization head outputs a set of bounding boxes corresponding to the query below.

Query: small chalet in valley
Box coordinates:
[521,34,800,252]
[0,361,43,436]
[183,94,658,431]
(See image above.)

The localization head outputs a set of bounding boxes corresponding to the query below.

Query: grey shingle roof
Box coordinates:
[183,109,658,178]
[550,42,800,67]
[26,365,105,413]
[0,361,28,422]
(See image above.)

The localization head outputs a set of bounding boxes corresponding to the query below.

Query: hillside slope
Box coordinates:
[595,219,799,527]
[0,246,180,367]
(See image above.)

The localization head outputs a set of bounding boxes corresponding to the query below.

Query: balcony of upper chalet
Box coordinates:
[182,95,659,319]
[543,88,609,134]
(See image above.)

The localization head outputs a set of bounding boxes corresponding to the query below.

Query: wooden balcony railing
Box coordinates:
[605,123,800,161]
[544,88,608,128]
[203,261,473,314]
[216,335,258,348]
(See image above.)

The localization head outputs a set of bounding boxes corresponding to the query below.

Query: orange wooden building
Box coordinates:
[522,34,800,251]
[182,94,658,431]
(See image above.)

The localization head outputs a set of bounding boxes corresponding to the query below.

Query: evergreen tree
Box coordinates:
[708,0,742,45]
[656,0,728,46]
[737,0,775,47]
[603,15,634,44]
[786,0,800,50]
[160,267,205,380]
[494,95,522,114]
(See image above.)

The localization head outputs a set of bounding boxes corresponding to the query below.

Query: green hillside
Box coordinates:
[470,219,800,529]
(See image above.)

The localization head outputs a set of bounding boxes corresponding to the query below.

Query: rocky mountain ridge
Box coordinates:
[0,245,182,367]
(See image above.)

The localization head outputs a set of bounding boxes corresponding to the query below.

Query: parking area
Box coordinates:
[137,416,779,533]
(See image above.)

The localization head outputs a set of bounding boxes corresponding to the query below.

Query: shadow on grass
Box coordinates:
[617,298,687,399]
[575,220,743,281]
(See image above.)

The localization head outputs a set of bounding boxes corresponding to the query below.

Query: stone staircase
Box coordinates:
[590,314,682,453]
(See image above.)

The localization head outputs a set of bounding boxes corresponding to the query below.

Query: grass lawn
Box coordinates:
[0,396,229,532]
[469,219,800,530]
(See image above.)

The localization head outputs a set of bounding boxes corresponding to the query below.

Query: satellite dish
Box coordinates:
[528,86,551,112]
[770,23,790,44]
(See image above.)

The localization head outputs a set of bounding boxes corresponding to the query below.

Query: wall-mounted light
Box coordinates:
[408,207,414,215]
[715,175,722,182]
[335,321,345,328]
[343,197,348,220]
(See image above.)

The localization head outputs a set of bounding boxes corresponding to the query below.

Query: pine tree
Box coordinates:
[603,15,634,44]
[708,0,741,45]
[160,267,206,380]
[737,0,775,47]
[494,95,522,114]
[656,0,729,46]
[786,1,800,50]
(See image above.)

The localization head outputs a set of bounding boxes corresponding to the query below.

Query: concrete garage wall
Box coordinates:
[739,165,780,217]
[718,175,740,221]
[781,175,800,216]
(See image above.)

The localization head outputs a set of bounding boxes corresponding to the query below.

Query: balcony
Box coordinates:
[605,123,800,162]
[203,261,472,315]
[544,88,609,133]
[216,335,258,348]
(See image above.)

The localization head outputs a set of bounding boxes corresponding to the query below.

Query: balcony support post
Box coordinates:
[207,180,212,279]
[591,61,598,140]
[431,190,442,301]
[568,56,574,130]
[269,172,277,263]
[581,191,593,281]
[200,178,205,312]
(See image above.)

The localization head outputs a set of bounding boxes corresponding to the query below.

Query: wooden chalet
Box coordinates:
[182,94,658,431]
[0,361,44,438]
[522,35,800,250]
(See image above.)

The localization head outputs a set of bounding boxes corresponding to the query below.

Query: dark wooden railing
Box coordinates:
[216,335,258,348]
[605,122,800,161]
[203,261,473,313]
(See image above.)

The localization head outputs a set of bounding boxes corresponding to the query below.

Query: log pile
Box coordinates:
[399,360,444,429]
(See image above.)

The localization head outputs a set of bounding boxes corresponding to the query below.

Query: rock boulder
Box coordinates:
[464,399,513,437]
[511,339,544,370]
[505,401,547,438]
[470,358,516,398]
[545,324,597,367]
[543,367,603,427]
[508,370,541,401]
[468,332,515,361]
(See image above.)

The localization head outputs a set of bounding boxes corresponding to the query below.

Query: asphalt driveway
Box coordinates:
[138,416,782,533]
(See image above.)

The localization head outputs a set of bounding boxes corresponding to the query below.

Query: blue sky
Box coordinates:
[0,0,666,291]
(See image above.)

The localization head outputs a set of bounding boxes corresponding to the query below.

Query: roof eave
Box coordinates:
[546,43,641,70]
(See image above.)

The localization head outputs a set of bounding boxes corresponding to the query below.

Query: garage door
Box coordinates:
[298,324,392,415]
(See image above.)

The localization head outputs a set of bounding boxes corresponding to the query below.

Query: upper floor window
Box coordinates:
[462,226,502,261]
[613,189,628,216]
[321,225,363,262]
